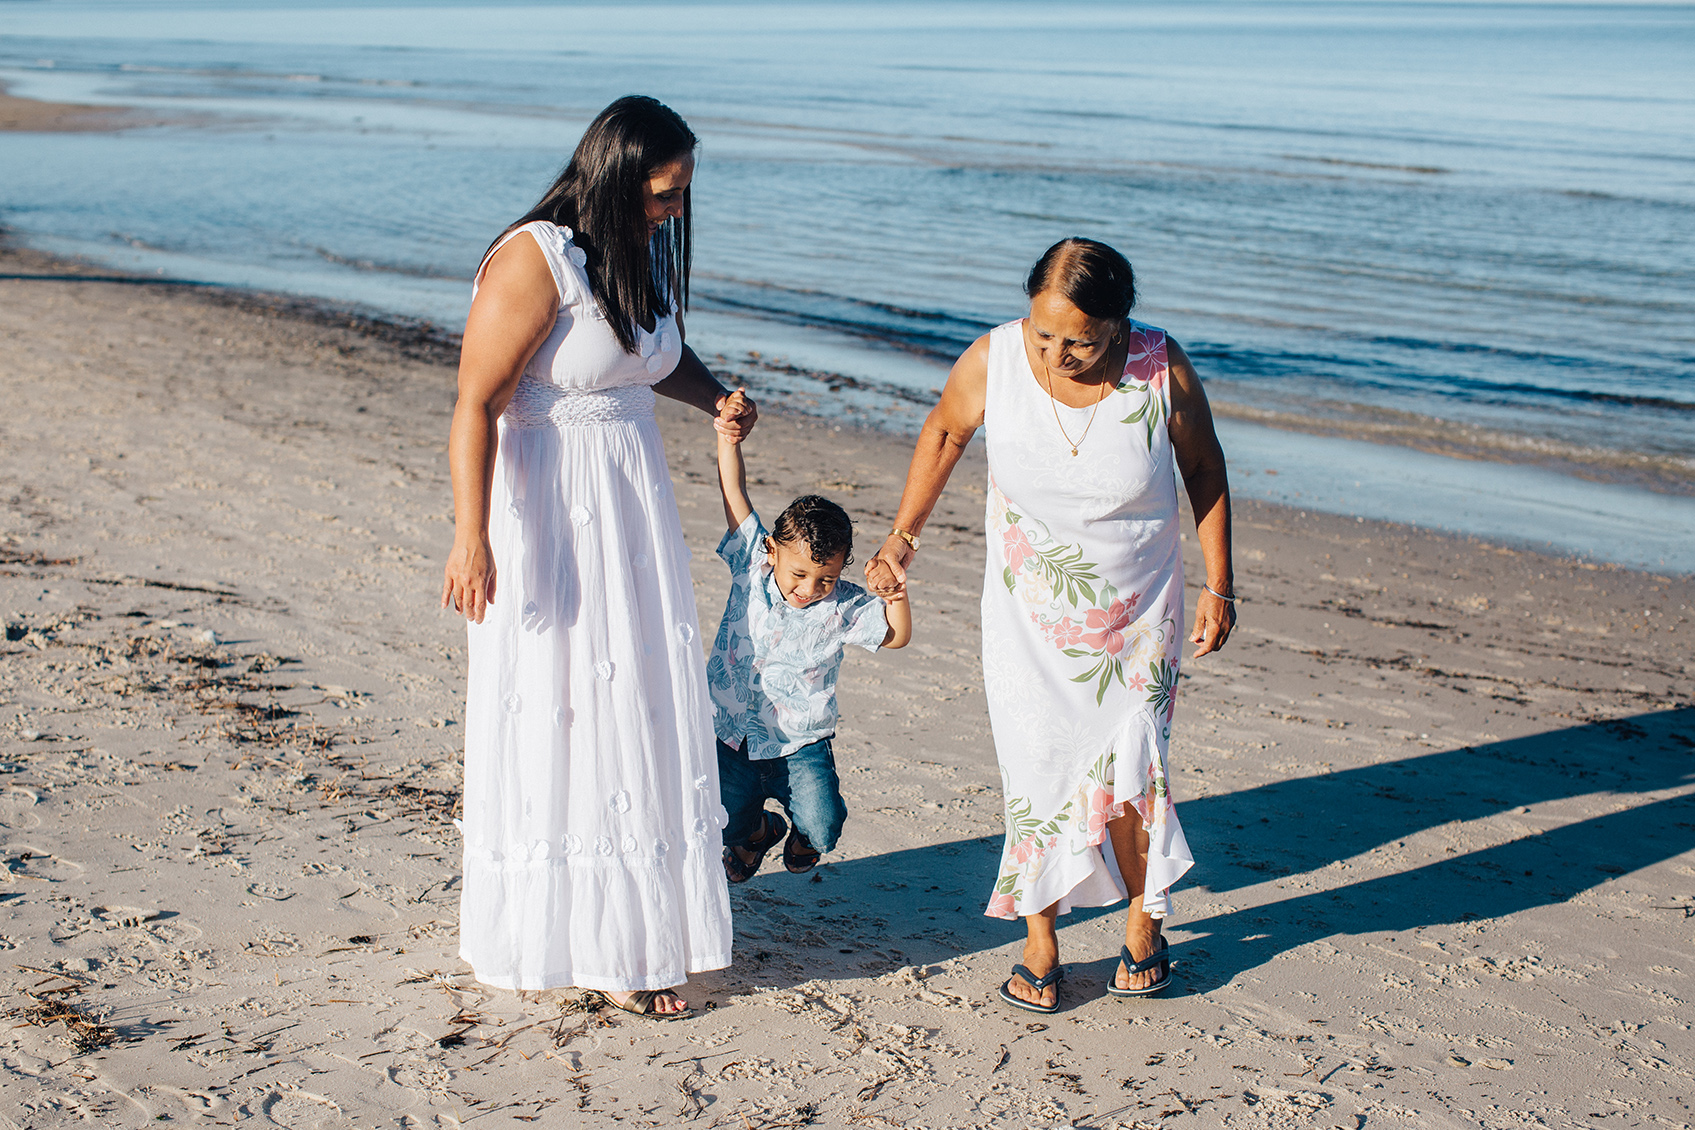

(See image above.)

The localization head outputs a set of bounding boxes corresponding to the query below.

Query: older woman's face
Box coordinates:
[1025,289,1118,378]
[642,153,695,237]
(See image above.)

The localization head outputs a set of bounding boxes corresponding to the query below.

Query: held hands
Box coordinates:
[441,537,497,624]
[714,388,757,442]
[1191,587,1236,658]
[864,535,914,598]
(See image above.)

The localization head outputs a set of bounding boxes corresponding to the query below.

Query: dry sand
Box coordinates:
[1,241,1692,1129]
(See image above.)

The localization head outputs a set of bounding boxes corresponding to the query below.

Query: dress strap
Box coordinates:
[472,221,577,310]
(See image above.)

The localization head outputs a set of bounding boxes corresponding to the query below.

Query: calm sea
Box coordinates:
[3,1,1693,570]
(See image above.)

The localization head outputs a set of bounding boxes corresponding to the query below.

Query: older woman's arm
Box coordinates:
[1166,338,1236,658]
[865,334,991,594]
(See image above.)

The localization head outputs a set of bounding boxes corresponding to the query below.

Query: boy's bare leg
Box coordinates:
[1105,811,1164,991]
[1006,904,1061,1008]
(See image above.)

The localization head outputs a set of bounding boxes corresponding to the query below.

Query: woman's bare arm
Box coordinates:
[440,234,559,624]
[655,345,758,441]
[864,334,990,595]
[1165,337,1236,658]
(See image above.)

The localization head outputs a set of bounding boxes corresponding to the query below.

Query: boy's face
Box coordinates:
[766,538,848,609]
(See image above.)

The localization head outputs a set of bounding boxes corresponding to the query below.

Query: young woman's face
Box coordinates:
[767,539,847,608]
[642,153,695,236]
[1024,289,1118,378]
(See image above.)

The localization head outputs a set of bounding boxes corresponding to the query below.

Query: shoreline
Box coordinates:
[5,207,1690,511]
[12,228,1693,577]
[2,247,1691,1127]
[0,82,186,133]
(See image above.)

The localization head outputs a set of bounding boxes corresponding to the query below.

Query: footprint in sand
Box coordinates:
[4,846,84,882]
[92,905,162,928]
[257,1089,345,1127]
[149,1087,226,1116]
[0,787,41,830]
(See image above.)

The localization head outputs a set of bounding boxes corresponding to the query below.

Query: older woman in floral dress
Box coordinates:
[866,238,1235,1012]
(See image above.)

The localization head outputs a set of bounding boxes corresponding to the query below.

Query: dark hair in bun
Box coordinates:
[1025,237,1136,321]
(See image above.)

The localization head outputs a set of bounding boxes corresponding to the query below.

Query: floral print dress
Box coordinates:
[980,318,1194,921]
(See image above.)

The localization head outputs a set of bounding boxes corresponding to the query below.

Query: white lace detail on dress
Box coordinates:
[503,378,657,429]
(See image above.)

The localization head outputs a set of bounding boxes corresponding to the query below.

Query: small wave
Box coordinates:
[691,275,990,363]
[1186,339,1694,412]
[1209,399,1695,497]
[310,246,466,282]
[1284,155,1450,175]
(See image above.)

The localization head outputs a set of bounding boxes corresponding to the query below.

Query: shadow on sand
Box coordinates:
[729,707,1694,991]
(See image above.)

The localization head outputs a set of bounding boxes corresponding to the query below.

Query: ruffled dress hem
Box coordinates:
[986,713,1194,921]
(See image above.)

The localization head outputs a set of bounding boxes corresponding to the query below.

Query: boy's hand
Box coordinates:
[714,389,756,443]
[864,553,905,597]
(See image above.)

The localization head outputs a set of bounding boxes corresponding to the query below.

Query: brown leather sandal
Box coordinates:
[593,989,693,1021]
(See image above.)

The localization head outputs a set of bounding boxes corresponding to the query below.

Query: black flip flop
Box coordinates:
[722,810,787,884]
[1107,939,1171,998]
[998,963,1064,1014]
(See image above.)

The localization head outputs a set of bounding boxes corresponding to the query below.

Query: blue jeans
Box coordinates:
[718,737,847,855]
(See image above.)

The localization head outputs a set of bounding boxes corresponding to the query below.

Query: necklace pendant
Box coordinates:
[1070,447,1079,457]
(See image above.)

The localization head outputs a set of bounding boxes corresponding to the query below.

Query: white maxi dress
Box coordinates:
[981,318,1195,921]
[459,221,732,991]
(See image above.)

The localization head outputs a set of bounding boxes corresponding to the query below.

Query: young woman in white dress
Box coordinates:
[867,238,1235,1012]
[441,97,754,1018]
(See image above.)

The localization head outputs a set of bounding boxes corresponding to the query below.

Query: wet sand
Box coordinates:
[0,85,179,133]
[1,242,1691,1128]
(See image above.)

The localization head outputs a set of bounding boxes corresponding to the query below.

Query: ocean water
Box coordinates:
[2,1,1693,572]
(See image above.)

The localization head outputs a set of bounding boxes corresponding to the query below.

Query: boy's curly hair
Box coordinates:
[768,495,854,566]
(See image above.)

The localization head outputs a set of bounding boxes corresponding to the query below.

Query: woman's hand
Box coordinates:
[864,535,914,597]
[1191,587,1235,658]
[442,536,498,624]
[714,388,758,442]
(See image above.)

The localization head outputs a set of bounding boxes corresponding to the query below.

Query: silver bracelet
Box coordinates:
[1203,583,1238,603]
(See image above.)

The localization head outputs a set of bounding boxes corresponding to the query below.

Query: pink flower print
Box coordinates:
[1082,599,1133,656]
[1050,617,1083,648]
[1121,327,1166,388]
[1003,524,1037,575]
[987,890,1016,918]
[1085,786,1115,839]
[1009,832,1043,865]
[1127,670,1148,692]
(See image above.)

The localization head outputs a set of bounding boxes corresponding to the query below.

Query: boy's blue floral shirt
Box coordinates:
[709,513,888,760]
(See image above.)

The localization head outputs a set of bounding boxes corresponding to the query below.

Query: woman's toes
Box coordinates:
[1014,975,1051,1006]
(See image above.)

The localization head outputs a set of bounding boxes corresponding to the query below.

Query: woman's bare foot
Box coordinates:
[602,987,690,1015]
[1116,924,1165,993]
[1008,930,1061,1008]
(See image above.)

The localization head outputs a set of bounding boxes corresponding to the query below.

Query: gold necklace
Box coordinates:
[1040,356,1116,457]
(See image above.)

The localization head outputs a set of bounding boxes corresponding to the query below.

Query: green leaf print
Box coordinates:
[1004,795,1043,845]
[1145,656,1179,719]
[1003,566,1017,594]
[1120,390,1166,450]
[1069,654,1127,705]
[1027,537,1099,607]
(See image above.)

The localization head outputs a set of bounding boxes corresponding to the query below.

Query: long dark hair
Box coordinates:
[505,95,696,354]
[1025,237,1136,321]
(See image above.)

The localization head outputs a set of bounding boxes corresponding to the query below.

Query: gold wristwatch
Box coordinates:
[891,527,921,551]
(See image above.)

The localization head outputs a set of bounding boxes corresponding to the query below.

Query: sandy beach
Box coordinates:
[1,240,1692,1129]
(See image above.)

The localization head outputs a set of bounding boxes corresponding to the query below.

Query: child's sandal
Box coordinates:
[783,828,821,874]
[723,811,787,884]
